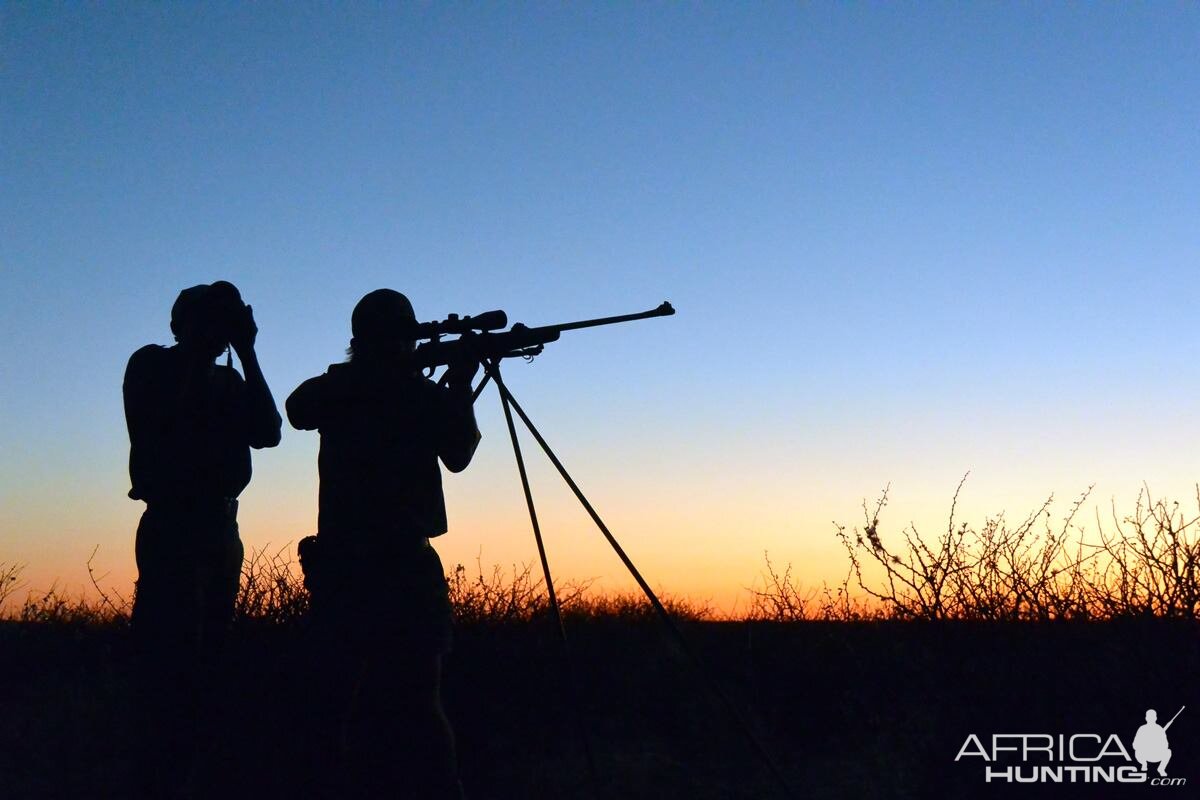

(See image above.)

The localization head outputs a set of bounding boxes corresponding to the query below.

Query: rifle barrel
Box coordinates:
[1164,705,1185,731]
[532,301,675,335]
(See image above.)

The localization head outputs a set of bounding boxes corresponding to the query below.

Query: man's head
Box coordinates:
[171,281,245,359]
[1146,709,1158,724]
[349,289,417,361]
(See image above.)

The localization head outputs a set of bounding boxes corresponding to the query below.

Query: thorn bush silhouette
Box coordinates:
[751,477,1200,621]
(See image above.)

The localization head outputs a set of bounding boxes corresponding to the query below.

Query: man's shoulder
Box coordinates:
[125,344,172,378]
[288,363,349,407]
[128,343,169,363]
[308,362,350,391]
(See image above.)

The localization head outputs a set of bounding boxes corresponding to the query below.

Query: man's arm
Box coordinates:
[237,348,283,448]
[286,375,328,431]
[230,305,282,448]
[123,345,165,500]
[123,346,155,439]
[435,361,481,473]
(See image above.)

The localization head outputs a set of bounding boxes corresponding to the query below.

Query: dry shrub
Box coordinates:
[563,589,712,623]
[2,546,707,627]
[0,561,24,609]
[234,544,309,626]
[1087,488,1200,618]
[758,477,1200,621]
[4,548,130,626]
[747,554,881,622]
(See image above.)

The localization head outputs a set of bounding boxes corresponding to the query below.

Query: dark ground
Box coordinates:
[2,617,1197,799]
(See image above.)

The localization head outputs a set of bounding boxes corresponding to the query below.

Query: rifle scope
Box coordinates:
[408,310,508,339]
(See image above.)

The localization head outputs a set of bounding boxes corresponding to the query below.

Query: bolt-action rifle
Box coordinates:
[405,301,676,375]
[1164,705,1185,731]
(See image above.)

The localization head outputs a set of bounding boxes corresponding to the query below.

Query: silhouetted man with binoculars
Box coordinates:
[123,280,282,793]
[288,288,480,800]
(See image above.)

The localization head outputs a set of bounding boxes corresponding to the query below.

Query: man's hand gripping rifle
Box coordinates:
[405,301,676,398]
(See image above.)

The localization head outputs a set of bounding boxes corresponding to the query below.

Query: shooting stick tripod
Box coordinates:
[471,356,796,799]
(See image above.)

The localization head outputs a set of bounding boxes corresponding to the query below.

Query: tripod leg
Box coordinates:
[489,360,601,797]
[482,362,797,800]
[471,372,491,401]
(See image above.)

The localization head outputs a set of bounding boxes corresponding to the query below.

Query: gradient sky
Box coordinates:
[2,4,1198,613]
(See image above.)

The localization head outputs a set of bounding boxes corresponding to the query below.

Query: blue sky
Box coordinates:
[2,4,1198,609]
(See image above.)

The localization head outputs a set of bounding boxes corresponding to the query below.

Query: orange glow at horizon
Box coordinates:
[11,459,1200,618]
[8,384,1200,618]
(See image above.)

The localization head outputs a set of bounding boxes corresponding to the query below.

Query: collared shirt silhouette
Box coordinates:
[123,281,281,793]
[287,288,478,800]
[1133,709,1173,776]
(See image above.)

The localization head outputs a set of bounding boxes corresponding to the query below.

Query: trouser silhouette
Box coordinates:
[303,538,463,799]
[130,500,242,795]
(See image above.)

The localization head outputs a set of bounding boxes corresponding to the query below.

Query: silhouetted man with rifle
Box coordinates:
[123,280,282,794]
[288,289,480,800]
